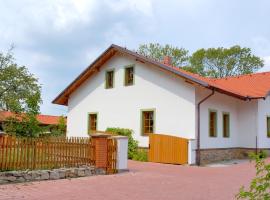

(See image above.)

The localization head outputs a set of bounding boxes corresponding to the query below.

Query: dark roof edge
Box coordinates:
[52,45,116,104]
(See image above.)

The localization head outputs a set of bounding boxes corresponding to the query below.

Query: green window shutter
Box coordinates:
[209,110,217,137]
[267,117,270,138]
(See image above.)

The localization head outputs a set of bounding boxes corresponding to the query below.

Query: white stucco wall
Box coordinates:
[258,96,270,148]
[196,87,260,149]
[67,53,196,147]
[196,88,240,149]
[237,100,258,148]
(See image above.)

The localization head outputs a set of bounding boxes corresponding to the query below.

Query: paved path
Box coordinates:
[0,160,260,200]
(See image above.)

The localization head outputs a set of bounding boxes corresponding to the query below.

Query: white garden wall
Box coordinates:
[67,53,196,147]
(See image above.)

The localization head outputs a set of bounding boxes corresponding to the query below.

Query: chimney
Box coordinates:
[163,56,172,65]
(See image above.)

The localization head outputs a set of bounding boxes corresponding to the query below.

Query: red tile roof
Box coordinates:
[206,72,270,99]
[165,64,270,99]
[0,111,65,125]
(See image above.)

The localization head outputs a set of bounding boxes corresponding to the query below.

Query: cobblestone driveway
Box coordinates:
[0,159,260,200]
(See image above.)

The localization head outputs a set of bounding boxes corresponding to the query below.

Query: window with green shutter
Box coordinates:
[141,110,155,136]
[223,113,230,138]
[267,116,270,138]
[209,110,217,137]
[105,70,114,89]
[124,66,134,86]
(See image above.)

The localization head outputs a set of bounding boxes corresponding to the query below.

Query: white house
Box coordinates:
[53,44,270,165]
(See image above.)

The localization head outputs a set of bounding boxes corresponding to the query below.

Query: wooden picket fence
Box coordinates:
[106,138,117,174]
[0,136,95,171]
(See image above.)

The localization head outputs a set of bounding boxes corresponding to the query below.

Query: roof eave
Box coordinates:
[52,44,210,105]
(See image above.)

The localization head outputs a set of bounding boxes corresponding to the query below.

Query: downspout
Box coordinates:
[196,89,215,166]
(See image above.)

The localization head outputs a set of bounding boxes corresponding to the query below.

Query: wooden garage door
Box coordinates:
[148,133,188,165]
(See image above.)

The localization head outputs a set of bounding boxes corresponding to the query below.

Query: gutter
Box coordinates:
[196,89,215,166]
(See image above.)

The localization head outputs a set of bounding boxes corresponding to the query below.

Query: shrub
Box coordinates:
[236,151,270,200]
[106,127,139,159]
[133,149,148,162]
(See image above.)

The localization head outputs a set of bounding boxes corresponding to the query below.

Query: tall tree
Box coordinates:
[138,43,189,67]
[0,47,41,113]
[0,47,42,137]
[184,46,264,78]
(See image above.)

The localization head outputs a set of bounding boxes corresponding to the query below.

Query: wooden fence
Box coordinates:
[0,136,96,171]
[107,138,117,174]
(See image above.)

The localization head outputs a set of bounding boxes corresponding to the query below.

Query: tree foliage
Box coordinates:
[49,116,66,136]
[236,152,270,200]
[138,43,189,67]
[137,43,264,78]
[0,46,42,137]
[185,46,264,78]
[0,47,42,114]
[3,113,41,137]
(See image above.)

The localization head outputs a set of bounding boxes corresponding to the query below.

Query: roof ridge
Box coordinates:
[211,71,270,81]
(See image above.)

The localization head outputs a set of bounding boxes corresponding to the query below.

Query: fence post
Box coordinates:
[91,134,111,169]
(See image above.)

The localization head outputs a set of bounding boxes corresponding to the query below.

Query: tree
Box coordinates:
[0,46,42,137]
[236,151,270,200]
[3,113,42,137]
[49,116,66,136]
[0,47,42,114]
[184,46,264,78]
[138,43,189,67]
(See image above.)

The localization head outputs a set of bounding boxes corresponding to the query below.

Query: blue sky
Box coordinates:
[1,0,270,116]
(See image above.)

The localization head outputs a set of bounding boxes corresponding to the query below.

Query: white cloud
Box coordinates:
[104,0,153,16]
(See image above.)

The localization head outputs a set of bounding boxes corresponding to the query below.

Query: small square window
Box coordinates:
[124,66,134,86]
[105,70,114,89]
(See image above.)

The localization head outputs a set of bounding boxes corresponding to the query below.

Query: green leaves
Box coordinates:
[0,48,41,114]
[137,43,264,78]
[0,46,42,137]
[3,113,42,137]
[138,43,189,67]
[188,46,264,78]
[236,151,270,200]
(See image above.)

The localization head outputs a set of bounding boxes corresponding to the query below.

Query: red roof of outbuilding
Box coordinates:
[0,111,65,125]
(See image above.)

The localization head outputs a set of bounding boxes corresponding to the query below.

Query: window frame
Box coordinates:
[222,112,230,138]
[105,69,115,89]
[124,65,135,86]
[87,112,98,135]
[267,116,270,138]
[208,109,218,137]
[140,108,156,136]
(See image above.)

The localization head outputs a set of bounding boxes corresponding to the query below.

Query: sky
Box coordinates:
[1,0,270,116]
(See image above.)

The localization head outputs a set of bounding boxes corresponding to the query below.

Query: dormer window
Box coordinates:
[105,70,114,89]
[124,66,134,86]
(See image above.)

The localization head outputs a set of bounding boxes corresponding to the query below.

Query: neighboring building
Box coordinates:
[0,111,65,134]
[53,44,270,164]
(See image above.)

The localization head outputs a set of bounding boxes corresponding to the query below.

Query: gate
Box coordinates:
[148,133,188,165]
